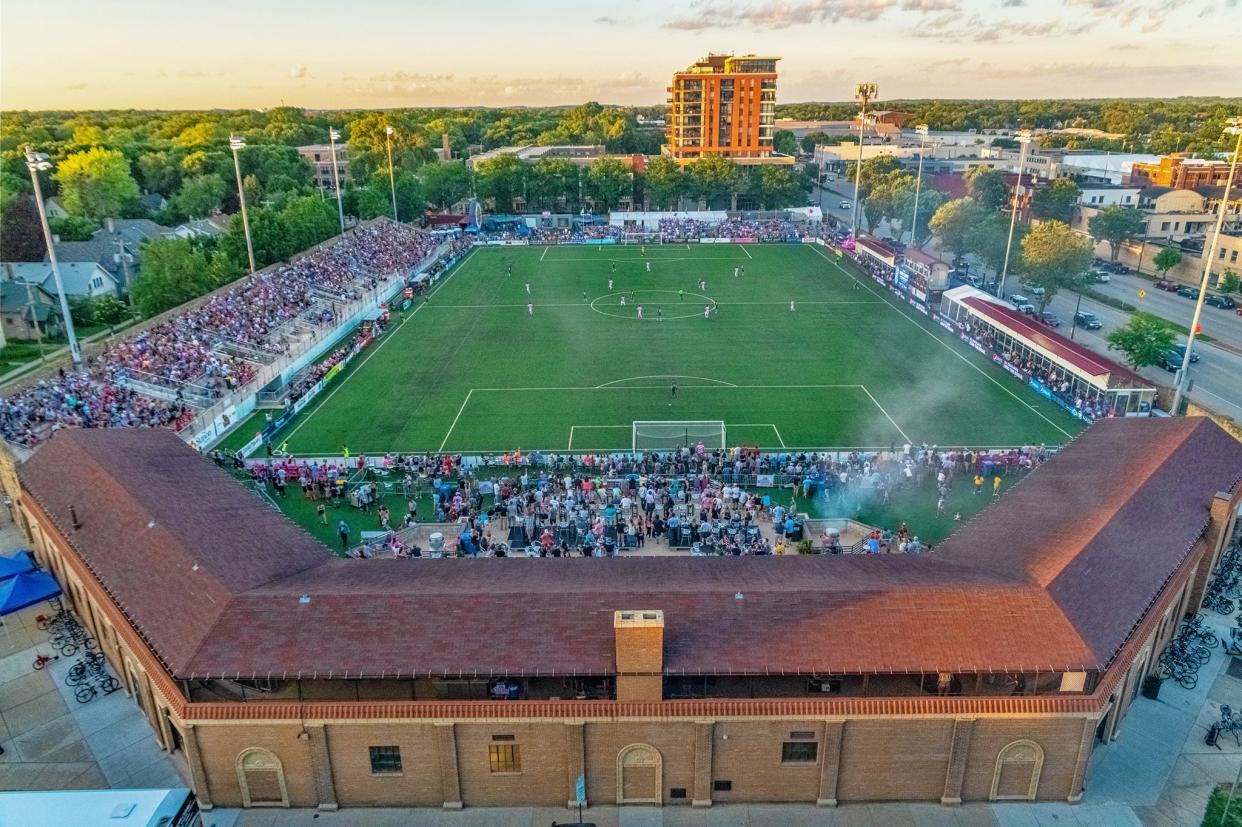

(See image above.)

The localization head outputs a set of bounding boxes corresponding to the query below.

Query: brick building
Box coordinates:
[1129,154,1233,189]
[296,143,351,192]
[1,418,1240,813]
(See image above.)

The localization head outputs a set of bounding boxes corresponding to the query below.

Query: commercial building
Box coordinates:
[3,418,1240,812]
[1129,155,1234,189]
[665,54,790,165]
[466,144,606,170]
[297,144,351,192]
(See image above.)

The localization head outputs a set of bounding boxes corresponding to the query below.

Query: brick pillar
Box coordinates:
[614,610,664,702]
[180,724,213,811]
[436,723,463,809]
[1067,716,1098,803]
[817,720,845,807]
[692,720,714,807]
[565,722,586,809]
[940,718,975,805]
[305,724,338,811]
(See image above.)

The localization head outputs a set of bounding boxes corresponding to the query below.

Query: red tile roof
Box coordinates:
[18,420,1242,681]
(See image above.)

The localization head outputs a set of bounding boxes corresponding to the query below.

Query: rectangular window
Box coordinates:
[1221,247,1228,259]
[782,741,819,763]
[1232,251,1238,263]
[488,743,521,773]
[368,745,402,774]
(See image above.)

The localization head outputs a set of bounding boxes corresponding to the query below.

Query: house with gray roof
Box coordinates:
[49,217,173,290]
[3,261,120,300]
[0,279,63,341]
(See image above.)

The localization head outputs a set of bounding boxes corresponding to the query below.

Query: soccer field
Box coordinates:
[266,242,1084,455]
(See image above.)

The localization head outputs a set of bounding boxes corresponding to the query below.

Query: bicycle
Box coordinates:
[65,652,108,687]
[1218,705,1242,747]
[73,683,98,704]
[32,653,56,670]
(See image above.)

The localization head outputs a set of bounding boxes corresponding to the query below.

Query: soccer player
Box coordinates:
[671,382,677,398]
[740,266,745,277]
[507,263,511,277]
[646,261,651,273]
[583,289,588,301]
[657,307,663,321]
[608,278,614,290]
[734,266,739,278]
[703,304,711,319]
[620,295,627,306]
[636,305,643,319]
[611,262,616,273]
[640,245,646,256]
[678,289,684,300]
[790,300,796,311]
[525,282,531,294]
[527,302,533,315]
[698,279,706,291]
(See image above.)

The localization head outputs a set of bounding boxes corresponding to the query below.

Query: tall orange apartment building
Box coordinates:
[665,54,790,165]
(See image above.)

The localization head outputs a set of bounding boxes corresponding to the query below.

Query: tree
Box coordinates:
[966,213,1016,276]
[909,188,947,248]
[393,171,426,220]
[686,155,740,208]
[642,156,684,211]
[964,167,1008,211]
[53,147,140,219]
[92,294,132,327]
[800,131,832,153]
[130,238,215,317]
[584,158,632,212]
[754,165,806,209]
[281,195,339,253]
[774,130,799,156]
[49,216,99,241]
[475,153,526,211]
[527,158,579,211]
[170,174,226,220]
[1018,220,1093,312]
[1221,270,1240,294]
[1152,247,1182,278]
[929,198,983,263]
[1030,179,1081,224]
[1087,205,1145,262]
[0,197,46,261]
[346,185,394,221]
[1107,314,1176,370]
[420,162,472,211]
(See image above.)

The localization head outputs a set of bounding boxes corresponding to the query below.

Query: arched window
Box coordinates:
[616,743,662,805]
[236,747,289,808]
[991,739,1044,801]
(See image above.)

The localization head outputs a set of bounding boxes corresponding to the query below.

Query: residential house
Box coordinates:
[4,261,120,300]
[0,279,62,341]
[50,218,172,291]
[42,197,69,219]
[139,192,169,214]
[1076,184,1141,209]
[172,215,231,240]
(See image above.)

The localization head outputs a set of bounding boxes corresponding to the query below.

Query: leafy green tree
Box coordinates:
[686,155,740,208]
[800,132,832,153]
[92,294,132,327]
[751,165,804,209]
[527,158,579,211]
[242,174,264,207]
[1030,179,1081,224]
[281,195,339,253]
[0,197,47,261]
[642,156,684,211]
[1221,270,1240,294]
[1018,220,1093,312]
[1087,205,1145,262]
[130,238,215,317]
[0,171,31,216]
[49,216,99,241]
[964,167,1008,211]
[909,188,947,248]
[420,162,472,211]
[170,174,226,220]
[475,153,526,211]
[966,213,1017,276]
[929,198,983,263]
[136,151,182,196]
[1152,247,1182,278]
[53,147,140,219]
[584,157,632,212]
[774,130,799,156]
[393,171,426,220]
[1106,314,1176,370]
[346,186,393,221]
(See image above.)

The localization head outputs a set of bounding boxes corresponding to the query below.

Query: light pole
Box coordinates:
[998,129,1032,299]
[851,82,877,238]
[229,135,256,274]
[908,124,929,246]
[385,126,399,222]
[328,128,346,232]
[24,147,81,369]
[1171,116,1241,415]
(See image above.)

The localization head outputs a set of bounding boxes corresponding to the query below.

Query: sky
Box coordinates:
[1,0,1239,110]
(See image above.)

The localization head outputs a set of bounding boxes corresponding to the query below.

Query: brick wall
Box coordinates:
[323,723,443,807]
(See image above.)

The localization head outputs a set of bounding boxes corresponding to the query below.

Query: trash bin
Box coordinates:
[1141,674,1162,700]
[1205,723,1220,747]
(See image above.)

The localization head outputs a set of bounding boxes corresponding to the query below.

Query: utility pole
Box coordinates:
[385,125,399,221]
[850,82,877,238]
[229,135,257,274]
[998,130,1032,299]
[329,128,346,232]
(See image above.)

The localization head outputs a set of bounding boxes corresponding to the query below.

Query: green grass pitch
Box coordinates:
[250,242,1083,455]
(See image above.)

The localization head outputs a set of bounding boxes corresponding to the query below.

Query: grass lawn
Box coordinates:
[1204,788,1242,827]
[259,243,1081,456]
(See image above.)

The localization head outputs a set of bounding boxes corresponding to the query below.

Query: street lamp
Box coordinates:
[229,135,257,274]
[998,129,1032,299]
[1171,115,1242,415]
[328,127,346,232]
[385,125,399,222]
[851,82,877,237]
[23,147,81,369]
[908,124,930,247]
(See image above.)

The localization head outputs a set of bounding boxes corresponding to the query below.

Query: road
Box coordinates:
[1085,271,1242,352]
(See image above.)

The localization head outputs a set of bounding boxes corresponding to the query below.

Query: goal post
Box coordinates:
[632,420,726,452]
[621,231,663,245]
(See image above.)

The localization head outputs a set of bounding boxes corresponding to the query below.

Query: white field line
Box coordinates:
[596,374,738,388]
[807,244,1074,440]
[537,256,749,263]
[284,443,1043,457]
[740,245,753,259]
[770,424,787,449]
[438,388,475,452]
[421,300,881,309]
[283,247,479,444]
[466,383,864,392]
[860,385,912,445]
[540,245,549,261]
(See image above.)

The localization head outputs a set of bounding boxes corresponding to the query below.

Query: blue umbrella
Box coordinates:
[0,550,35,581]
[0,571,62,616]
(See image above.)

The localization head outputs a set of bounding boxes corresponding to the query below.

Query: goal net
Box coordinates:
[621,231,663,245]
[632,421,726,452]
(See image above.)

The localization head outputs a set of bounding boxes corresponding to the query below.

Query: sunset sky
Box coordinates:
[1,0,1238,110]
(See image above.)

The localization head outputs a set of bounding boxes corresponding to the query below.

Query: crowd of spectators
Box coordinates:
[656,218,803,242]
[0,221,443,447]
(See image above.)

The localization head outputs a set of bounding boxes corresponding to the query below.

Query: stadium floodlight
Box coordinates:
[998,129,1033,300]
[1171,115,1242,415]
[24,147,81,369]
[328,127,346,232]
[385,125,399,222]
[908,124,931,247]
[850,83,878,237]
[228,135,257,273]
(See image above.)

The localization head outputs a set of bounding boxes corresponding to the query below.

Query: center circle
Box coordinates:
[589,290,717,321]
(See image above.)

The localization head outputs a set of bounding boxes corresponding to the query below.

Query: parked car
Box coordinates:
[1205,293,1237,309]
[1109,262,1130,274]
[1154,279,1179,292]
[1091,272,1111,283]
[1008,294,1036,314]
[1170,344,1199,363]
[1039,312,1060,327]
[1021,282,1046,296]
[1074,311,1102,330]
[1177,286,1199,299]
[840,200,852,210]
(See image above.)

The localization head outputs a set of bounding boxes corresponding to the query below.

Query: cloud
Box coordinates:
[289,64,311,79]
[1000,0,1025,5]
[158,69,219,79]
[66,83,88,91]
[911,12,1097,41]
[594,15,623,24]
[664,0,900,31]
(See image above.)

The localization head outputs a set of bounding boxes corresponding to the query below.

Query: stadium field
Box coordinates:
[250,242,1084,455]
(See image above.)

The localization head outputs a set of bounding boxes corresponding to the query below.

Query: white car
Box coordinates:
[840,200,852,209]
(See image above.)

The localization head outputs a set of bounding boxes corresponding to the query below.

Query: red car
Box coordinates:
[1155,279,1180,291]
